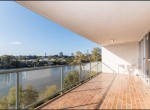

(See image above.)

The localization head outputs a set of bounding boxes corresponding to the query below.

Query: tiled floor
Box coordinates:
[39,73,150,109]
[100,74,150,109]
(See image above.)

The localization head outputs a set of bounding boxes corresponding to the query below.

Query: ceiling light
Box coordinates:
[110,39,114,43]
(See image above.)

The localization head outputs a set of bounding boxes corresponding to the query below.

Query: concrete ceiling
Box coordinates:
[17,1,150,46]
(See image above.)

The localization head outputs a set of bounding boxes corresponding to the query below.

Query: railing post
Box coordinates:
[79,64,81,82]
[16,72,19,109]
[90,62,91,73]
[60,67,63,94]
[97,61,98,75]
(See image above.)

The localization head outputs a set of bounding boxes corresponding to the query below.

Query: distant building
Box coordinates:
[45,52,46,57]
[71,53,74,56]
[59,52,63,57]
[47,61,53,65]
[53,55,58,57]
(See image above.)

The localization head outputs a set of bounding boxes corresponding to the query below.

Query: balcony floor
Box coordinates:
[39,73,150,109]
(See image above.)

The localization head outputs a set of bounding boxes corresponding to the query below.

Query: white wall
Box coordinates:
[102,42,139,74]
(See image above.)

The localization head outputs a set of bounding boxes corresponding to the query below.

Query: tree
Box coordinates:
[72,51,86,64]
[64,70,79,88]
[2,85,38,108]
[6,86,23,108]
[0,97,8,109]
[40,85,57,99]
[35,58,40,66]
[22,85,38,107]
[91,47,101,61]
[1,55,14,68]
[67,57,74,64]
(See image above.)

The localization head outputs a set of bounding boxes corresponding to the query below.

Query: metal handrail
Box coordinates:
[0,64,72,75]
[0,61,101,109]
[0,61,100,75]
[91,61,101,69]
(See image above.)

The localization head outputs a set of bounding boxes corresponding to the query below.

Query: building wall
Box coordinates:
[102,42,139,74]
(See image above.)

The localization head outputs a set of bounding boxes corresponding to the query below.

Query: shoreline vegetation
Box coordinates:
[0,47,101,70]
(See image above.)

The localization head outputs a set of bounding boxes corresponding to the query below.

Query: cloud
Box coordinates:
[11,41,22,45]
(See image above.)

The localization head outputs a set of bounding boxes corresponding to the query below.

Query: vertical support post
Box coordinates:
[9,74,12,82]
[79,64,81,82]
[97,61,98,75]
[90,62,91,73]
[16,72,19,109]
[60,67,63,94]
[96,56,98,75]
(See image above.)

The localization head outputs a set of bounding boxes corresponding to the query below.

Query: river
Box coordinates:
[0,65,81,98]
[0,62,99,98]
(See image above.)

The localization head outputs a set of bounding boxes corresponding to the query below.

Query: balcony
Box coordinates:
[1,1,150,109]
[1,62,150,109]
[0,62,102,109]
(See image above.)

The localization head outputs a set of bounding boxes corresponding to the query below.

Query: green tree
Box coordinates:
[22,85,38,107]
[40,85,57,99]
[0,97,8,109]
[67,57,74,64]
[72,51,86,64]
[64,70,79,88]
[6,86,23,108]
[35,58,40,66]
[91,47,101,61]
[2,85,38,108]
[1,55,14,68]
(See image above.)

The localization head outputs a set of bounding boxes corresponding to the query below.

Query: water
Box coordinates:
[0,62,100,98]
[0,65,80,98]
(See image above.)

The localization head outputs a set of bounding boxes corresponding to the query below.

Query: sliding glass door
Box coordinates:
[139,32,150,87]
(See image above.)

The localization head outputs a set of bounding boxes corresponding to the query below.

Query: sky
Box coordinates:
[0,1,101,56]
